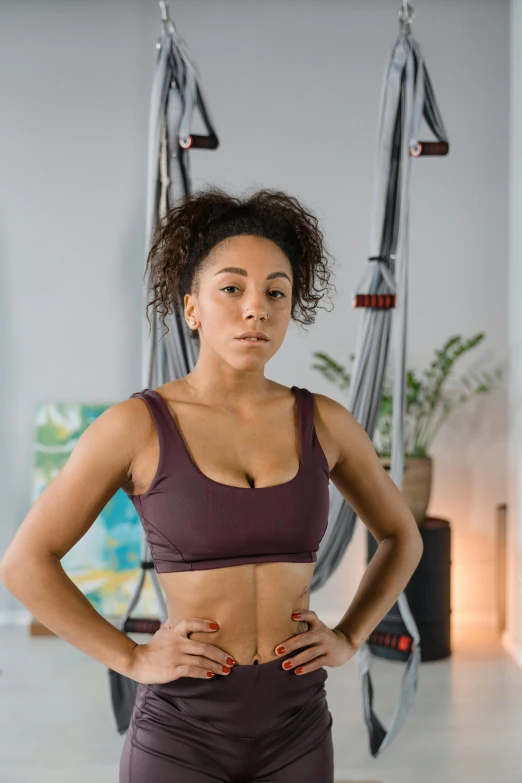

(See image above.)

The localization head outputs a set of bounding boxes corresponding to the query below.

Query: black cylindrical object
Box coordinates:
[366,517,451,662]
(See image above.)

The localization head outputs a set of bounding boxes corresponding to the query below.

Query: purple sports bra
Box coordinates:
[127,385,331,572]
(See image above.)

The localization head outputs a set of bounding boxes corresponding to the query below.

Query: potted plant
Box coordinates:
[312,333,504,526]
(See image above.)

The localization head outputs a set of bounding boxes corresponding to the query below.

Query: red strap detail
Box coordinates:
[352,294,396,310]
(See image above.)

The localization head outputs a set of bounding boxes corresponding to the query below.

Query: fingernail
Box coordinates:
[275,646,286,655]
[207,671,215,677]
[209,622,219,630]
[295,667,304,675]
[226,657,236,666]
[282,660,293,670]
[292,612,301,619]
[222,665,231,673]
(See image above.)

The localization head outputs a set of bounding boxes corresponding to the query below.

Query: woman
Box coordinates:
[0,187,423,782]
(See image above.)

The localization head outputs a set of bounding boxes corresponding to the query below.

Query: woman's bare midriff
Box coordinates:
[124,379,336,667]
[158,560,315,666]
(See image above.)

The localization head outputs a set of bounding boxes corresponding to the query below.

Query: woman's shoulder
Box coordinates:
[310,389,363,432]
[305,389,367,465]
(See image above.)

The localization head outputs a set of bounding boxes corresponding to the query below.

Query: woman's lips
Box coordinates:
[236,338,269,346]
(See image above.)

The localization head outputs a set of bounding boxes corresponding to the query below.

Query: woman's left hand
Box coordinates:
[274,608,360,675]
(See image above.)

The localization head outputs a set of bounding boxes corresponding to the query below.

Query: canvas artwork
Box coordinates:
[32,400,159,620]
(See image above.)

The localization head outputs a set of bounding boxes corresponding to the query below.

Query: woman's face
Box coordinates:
[184,234,294,368]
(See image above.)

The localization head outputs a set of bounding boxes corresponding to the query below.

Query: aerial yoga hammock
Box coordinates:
[108,0,450,760]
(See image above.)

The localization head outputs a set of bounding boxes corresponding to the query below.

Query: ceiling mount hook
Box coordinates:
[159,0,176,35]
[399,1,414,36]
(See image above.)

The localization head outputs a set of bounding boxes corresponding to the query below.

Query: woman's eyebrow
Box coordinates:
[213,266,292,284]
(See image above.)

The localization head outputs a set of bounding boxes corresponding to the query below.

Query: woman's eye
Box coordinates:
[220,286,285,298]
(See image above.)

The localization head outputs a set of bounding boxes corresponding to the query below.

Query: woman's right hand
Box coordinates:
[129,618,236,684]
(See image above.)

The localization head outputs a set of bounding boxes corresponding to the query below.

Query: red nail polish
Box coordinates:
[207,671,215,677]
[282,660,292,670]
[209,622,219,630]
[226,657,236,666]
[222,665,231,673]
[293,612,301,619]
[295,667,304,674]
[276,646,285,655]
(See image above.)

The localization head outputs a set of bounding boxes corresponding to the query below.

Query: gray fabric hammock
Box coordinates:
[311,4,449,757]
[110,0,450,759]
[108,2,219,734]
[123,4,219,633]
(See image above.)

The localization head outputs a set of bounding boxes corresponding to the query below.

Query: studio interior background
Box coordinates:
[0,1,521,781]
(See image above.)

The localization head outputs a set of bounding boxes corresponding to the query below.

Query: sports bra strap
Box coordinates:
[293,386,316,458]
[130,386,318,467]
[129,389,180,442]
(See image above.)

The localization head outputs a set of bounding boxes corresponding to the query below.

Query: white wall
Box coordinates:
[507,0,522,666]
[0,0,511,646]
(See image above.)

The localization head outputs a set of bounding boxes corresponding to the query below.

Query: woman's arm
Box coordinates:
[2,553,138,677]
[0,397,150,679]
[315,393,424,649]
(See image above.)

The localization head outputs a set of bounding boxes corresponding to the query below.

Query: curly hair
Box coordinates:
[144,185,337,344]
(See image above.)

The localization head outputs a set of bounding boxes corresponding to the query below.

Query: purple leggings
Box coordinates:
[119,644,334,782]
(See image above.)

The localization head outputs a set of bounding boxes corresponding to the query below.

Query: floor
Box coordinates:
[0,623,520,783]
